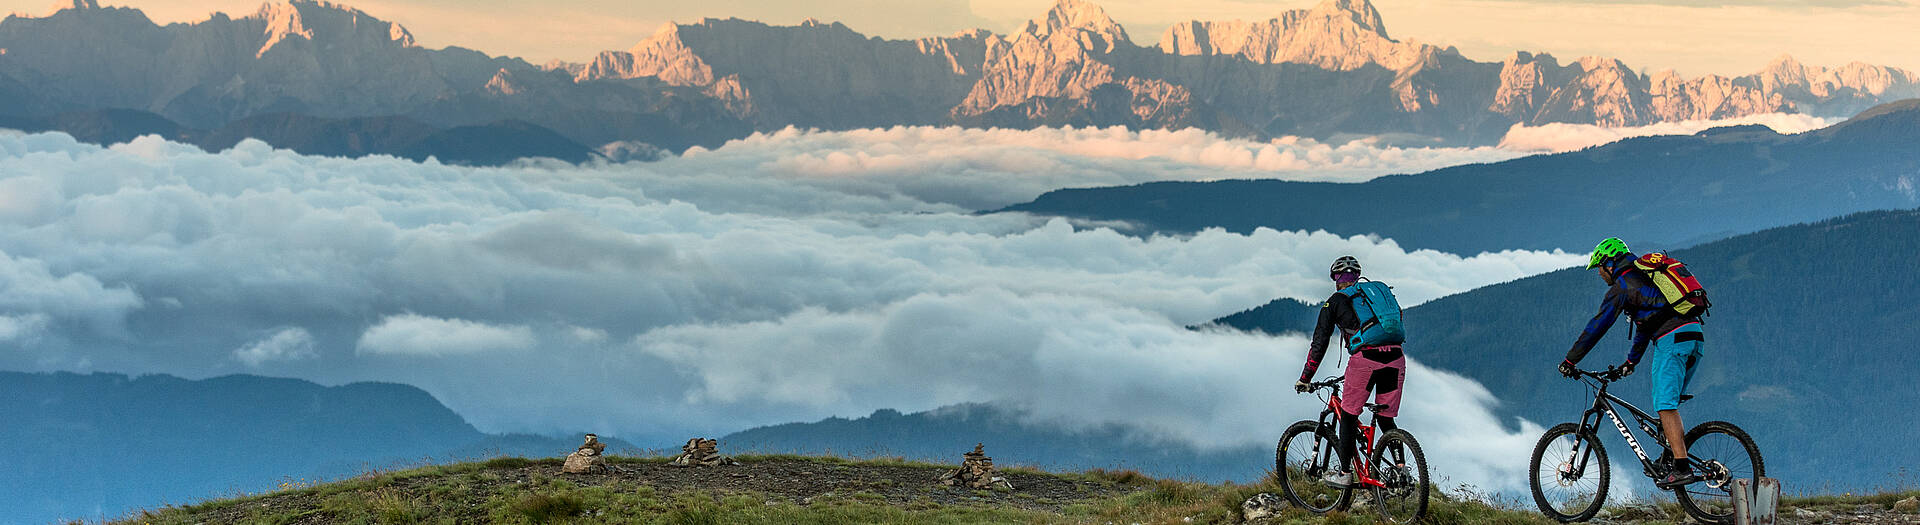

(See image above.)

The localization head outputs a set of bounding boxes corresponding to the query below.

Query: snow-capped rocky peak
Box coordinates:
[1155,0,1418,71]
[581,21,713,86]
[1025,0,1130,52]
[257,1,316,56]
[1310,0,1387,38]
[251,1,415,58]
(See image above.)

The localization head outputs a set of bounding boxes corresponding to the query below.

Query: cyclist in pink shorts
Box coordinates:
[1295,256,1407,488]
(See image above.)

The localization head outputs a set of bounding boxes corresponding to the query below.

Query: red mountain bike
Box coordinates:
[1276,376,1430,523]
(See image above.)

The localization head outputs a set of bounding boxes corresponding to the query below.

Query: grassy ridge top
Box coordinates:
[109,454,1566,525]
[109,454,1919,524]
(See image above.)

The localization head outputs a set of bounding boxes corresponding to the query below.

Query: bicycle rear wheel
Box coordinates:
[1370,429,1429,524]
[1277,420,1352,513]
[1674,421,1764,525]
[1529,422,1608,522]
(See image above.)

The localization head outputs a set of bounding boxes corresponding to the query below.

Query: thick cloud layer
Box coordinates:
[642,126,1528,211]
[0,130,1585,490]
[1498,113,1834,152]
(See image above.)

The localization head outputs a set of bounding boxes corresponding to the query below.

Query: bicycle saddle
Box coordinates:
[1679,395,1694,404]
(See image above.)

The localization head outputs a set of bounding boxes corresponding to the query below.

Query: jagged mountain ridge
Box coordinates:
[570,0,1919,141]
[1,0,1916,150]
[0,0,748,151]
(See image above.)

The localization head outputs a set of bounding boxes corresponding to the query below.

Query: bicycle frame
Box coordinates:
[1572,373,1674,479]
[1306,385,1389,489]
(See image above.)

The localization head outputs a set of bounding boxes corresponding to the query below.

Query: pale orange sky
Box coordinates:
[9,0,1919,76]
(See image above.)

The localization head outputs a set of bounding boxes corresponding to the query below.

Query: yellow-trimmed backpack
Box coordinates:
[1634,252,1710,317]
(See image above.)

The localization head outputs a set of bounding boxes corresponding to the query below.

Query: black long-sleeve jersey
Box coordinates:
[1301,291,1361,382]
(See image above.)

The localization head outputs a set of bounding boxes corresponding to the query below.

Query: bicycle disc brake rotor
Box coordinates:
[1701,460,1731,489]
[1556,462,1580,486]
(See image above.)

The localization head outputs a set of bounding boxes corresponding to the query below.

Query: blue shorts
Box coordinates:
[1649,323,1704,412]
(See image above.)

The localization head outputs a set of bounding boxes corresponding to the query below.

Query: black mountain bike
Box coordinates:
[1276,376,1430,523]
[1528,366,1764,524]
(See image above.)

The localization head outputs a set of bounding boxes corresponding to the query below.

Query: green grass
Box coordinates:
[1783,489,1920,510]
[113,455,1917,525]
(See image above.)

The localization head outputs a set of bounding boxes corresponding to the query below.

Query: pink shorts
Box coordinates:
[1341,346,1406,417]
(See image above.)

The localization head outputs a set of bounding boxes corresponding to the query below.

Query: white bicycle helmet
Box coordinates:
[1330,256,1362,276]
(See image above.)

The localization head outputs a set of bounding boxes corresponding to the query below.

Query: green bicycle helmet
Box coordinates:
[1587,237,1631,269]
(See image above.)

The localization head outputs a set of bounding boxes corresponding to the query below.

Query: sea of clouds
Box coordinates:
[605,113,1834,213]
[0,114,1817,490]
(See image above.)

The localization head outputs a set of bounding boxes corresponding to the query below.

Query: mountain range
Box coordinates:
[2,0,1917,155]
[1000,98,1920,254]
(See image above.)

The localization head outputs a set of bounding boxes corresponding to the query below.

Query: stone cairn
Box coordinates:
[938,443,1012,490]
[562,433,608,474]
[669,438,738,467]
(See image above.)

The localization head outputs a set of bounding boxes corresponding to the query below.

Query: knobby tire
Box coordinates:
[1371,429,1429,524]
[1529,422,1609,522]
[1277,419,1352,513]
[1673,421,1764,525]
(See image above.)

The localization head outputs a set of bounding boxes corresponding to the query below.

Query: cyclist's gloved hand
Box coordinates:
[1294,380,1312,394]
[1558,360,1579,378]
[1618,360,1636,378]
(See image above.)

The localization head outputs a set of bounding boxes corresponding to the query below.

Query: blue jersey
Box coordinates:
[1565,267,1696,365]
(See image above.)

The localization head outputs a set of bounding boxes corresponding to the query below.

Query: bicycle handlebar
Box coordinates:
[1307,376,1345,392]
[1575,366,1625,383]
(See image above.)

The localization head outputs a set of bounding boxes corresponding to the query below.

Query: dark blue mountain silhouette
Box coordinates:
[1000,99,1920,254]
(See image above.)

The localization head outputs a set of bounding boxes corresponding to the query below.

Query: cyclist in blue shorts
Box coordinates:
[1558,237,1706,489]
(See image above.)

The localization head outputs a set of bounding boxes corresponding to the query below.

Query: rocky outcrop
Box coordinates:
[1241,492,1288,522]
[937,444,1012,490]
[669,438,738,467]
[561,434,608,474]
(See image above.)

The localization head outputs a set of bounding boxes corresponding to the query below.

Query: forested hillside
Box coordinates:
[1001,101,1920,254]
[1219,208,1920,487]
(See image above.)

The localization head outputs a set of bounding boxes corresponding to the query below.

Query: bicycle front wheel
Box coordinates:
[1529,422,1609,522]
[1675,421,1764,525]
[1277,419,1351,513]
[1370,429,1429,524]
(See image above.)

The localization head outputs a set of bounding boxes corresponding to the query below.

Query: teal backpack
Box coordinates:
[1341,280,1405,348]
